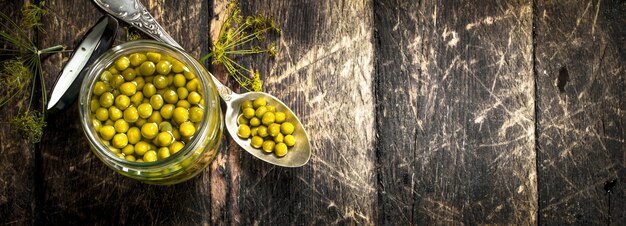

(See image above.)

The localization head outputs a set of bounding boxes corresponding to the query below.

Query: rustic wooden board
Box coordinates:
[535,0,625,225]
[374,0,537,224]
[0,2,37,225]
[207,0,378,224]
[38,0,214,224]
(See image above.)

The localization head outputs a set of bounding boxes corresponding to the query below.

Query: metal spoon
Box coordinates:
[93,0,311,167]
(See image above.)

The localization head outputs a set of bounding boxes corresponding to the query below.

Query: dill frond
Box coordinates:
[10,111,46,143]
[21,2,48,33]
[202,0,281,92]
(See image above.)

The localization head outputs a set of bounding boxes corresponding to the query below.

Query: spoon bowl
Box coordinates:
[225,92,310,167]
[93,0,311,167]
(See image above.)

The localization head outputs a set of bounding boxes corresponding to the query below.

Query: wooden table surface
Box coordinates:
[1,0,624,225]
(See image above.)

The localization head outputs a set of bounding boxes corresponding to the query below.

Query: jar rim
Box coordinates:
[78,40,221,172]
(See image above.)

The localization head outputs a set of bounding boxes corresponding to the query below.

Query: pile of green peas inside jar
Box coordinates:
[90,51,205,163]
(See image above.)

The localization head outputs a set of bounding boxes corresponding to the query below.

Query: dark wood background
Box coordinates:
[1,0,624,225]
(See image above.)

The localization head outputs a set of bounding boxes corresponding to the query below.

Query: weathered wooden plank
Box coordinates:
[207,0,378,224]
[0,2,37,225]
[38,0,214,224]
[374,0,536,224]
[535,0,625,225]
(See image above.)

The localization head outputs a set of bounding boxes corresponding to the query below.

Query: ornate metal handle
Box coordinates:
[93,0,183,49]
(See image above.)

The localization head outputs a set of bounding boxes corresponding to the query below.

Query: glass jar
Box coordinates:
[79,40,222,185]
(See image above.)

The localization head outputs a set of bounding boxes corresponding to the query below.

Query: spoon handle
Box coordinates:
[92,0,183,49]
[93,0,236,102]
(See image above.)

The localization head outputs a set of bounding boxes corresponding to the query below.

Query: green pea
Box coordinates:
[142,83,156,97]
[173,74,186,87]
[159,121,173,132]
[237,114,249,125]
[99,92,114,108]
[115,95,130,110]
[250,127,258,136]
[122,68,137,81]
[253,98,266,108]
[237,124,251,138]
[266,105,276,113]
[119,82,137,96]
[157,147,171,160]
[242,108,255,119]
[92,119,102,132]
[172,107,189,124]
[176,100,191,109]
[93,81,109,96]
[187,91,201,105]
[135,118,147,127]
[179,122,196,137]
[257,125,269,138]
[189,106,204,123]
[249,117,261,127]
[129,53,147,66]
[130,92,144,106]
[141,122,159,139]
[280,122,295,135]
[146,52,161,62]
[133,77,145,90]
[186,79,199,92]
[169,141,184,154]
[125,154,136,162]
[274,133,284,143]
[122,145,135,155]
[123,106,139,123]
[99,125,116,140]
[153,75,168,89]
[100,71,113,82]
[262,140,275,153]
[112,133,128,149]
[262,112,275,126]
[108,106,123,121]
[95,108,109,121]
[127,127,141,144]
[163,89,178,104]
[250,136,263,148]
[143,150,158,162]
[108,66,119,75]
[274,143,288,157]
[110,74,125,88]
[275,112,286,123]
[150,94,164,110]
[90,99,100,113]
[114,119,129,133]
[115,56,130,71]
[176,87,189,100]
[139,61,156,76]
[156,132,173,147]
[156,60,172,75]
[268,123,281,137]
[104,119,114,126]
[160,104,175,119]
[148,111,163,124]
[184,71,195,80]
[137,103,153,119]
[255,106,268,118]
[241,100,253,110]
[284,134,296,147]
[135,141,150,156]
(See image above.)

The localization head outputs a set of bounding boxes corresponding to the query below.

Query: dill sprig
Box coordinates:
[0,2,65,143]
[201,0,281,92]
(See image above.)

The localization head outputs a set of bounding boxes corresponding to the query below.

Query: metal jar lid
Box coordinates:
[47,15,118,113]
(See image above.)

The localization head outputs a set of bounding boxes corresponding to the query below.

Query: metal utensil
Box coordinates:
[93,0,311,167]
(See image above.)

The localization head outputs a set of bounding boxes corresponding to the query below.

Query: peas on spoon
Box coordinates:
[93,0,311,167]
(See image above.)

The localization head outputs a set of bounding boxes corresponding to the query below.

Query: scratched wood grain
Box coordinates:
[535,0,625,225]
[374,0,537,224]
[0,2,37,225]
[207,0,378,224]
[38,0,214,224]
